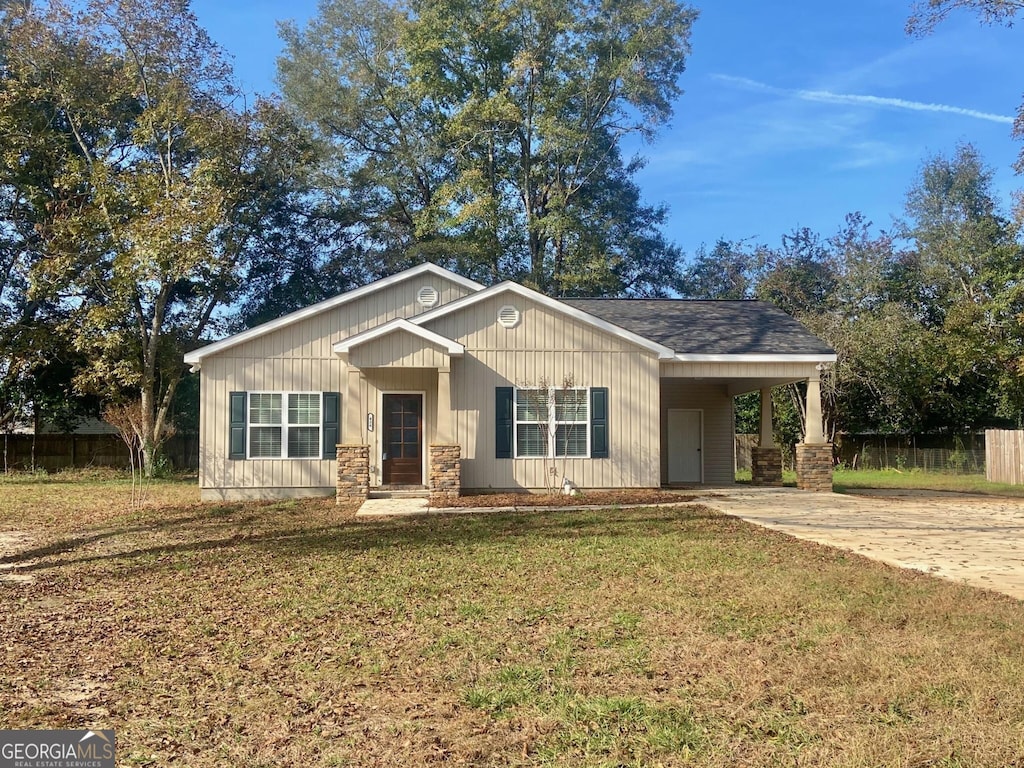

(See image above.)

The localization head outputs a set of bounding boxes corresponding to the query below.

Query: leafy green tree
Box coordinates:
[900,144,1024,428]
[278,0,695,295]
[1,0,322,472]
[678,239,762,299]
[756,227,838,316]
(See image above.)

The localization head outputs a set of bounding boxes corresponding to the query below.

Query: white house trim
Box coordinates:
[672,353,838,363]
[184,263,484,366]
[333,317,465,357]
[412,281,677,360]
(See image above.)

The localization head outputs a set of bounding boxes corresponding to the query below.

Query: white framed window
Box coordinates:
[248,392,321,459]
[514,387,589,458]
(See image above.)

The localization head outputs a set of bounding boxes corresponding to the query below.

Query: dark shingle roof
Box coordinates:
[562,299,834,356]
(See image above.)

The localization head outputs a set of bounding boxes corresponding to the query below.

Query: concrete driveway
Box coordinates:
[699,486,1024,600]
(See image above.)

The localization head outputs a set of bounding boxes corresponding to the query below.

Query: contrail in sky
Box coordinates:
[714,74,1015,125]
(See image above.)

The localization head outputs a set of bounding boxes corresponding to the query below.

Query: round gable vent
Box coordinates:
[417,285,439,308]
[497,304,521,329]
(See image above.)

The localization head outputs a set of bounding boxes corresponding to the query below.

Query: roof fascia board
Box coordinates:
[333,318,465,356]
[183,263,483,365]
[672,353,838,363]
[412,281,677,359]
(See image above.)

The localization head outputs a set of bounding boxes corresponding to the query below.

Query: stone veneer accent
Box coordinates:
[750,447,783,487]
[795,443,833,492]
[336,444,369,503]
[429,445,461,506]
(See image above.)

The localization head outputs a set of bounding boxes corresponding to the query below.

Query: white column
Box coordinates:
[436,366,452,445]
[759,387,775,448]
[804,374,826,444]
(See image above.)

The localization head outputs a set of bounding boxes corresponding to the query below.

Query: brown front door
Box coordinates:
[382,394,423,485]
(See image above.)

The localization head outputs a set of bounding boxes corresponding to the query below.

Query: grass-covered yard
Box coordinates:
[738,466,1024,498]
[2,473,1023,766]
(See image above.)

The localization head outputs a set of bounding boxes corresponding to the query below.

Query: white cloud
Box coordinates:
[714,74,1015,125]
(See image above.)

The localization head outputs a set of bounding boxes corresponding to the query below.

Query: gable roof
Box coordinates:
[412,281,677,360]
[563,299,836,360]
[333,318,465,357]
[183,263,484,366]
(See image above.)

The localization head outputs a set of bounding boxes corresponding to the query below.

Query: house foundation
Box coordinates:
[751,446,783,486]
[795,443,833,492]
[429,445,461,506]
[336,444,370,502]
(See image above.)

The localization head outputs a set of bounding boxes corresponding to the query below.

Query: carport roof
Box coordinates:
[562,299,835,356]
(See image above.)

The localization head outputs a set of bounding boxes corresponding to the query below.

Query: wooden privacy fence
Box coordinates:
[985,429,1024,484]
[1,434,199,472]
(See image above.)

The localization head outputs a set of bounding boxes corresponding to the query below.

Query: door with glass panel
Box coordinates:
[382,394,422,485]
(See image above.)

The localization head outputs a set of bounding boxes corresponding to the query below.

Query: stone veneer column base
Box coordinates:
[336,445,369,504]
[751,447,783,487]
[795,443,833,492]
[429,445,461,506]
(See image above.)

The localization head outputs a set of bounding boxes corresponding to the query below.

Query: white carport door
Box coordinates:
[668,409,702,483]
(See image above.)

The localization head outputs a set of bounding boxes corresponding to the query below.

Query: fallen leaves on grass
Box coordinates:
[2,482,1024,767]
[440,488,697,508]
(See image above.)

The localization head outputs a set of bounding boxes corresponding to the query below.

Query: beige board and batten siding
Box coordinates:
[198,274,473,499]
[348,330,451,368]
[660,379,734,485]
[226,275,474,360]
[423,292,662,490]
[199,357,341,499]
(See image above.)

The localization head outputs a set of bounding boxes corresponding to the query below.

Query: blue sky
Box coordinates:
[191,0,1023,257]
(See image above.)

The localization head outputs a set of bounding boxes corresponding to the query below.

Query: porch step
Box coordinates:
[369,486,429,499]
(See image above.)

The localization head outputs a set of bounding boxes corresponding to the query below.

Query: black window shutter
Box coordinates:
[495,387,513,458]
[322,392,341,459]
[590,387,609,458]
[229,391,246,460]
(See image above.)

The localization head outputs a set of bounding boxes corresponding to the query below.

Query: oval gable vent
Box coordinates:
[497,304,521,329]
[417,285,439,308]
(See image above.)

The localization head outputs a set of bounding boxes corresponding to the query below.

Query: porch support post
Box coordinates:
[344,367,362,444]
[337,366,370,505]
[796,369,833,492]
[804,373,826,445]
[751,386,783,486]
[436,366,453,445]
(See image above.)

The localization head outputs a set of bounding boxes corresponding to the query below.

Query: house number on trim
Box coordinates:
[367,413,375,432]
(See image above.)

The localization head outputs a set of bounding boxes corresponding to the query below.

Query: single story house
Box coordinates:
[184,263,837,502]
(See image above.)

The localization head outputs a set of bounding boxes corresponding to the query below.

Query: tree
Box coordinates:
[907,0,1024,214]
[906,0,1023,34]
[278,0,695,295]
[900,144,1024,428]
[677,238,762,299]
[1,0,320,473]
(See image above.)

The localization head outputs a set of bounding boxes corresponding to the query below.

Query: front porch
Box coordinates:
[332,319,463,505]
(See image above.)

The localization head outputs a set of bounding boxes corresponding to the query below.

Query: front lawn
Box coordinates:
[2,475,1023,766]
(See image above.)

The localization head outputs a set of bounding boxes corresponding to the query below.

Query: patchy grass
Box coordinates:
[2,479,1024,766]
[737,466,1024,498]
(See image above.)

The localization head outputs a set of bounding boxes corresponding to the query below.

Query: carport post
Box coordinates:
[796,367,833,492]
[803,372,826,445]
